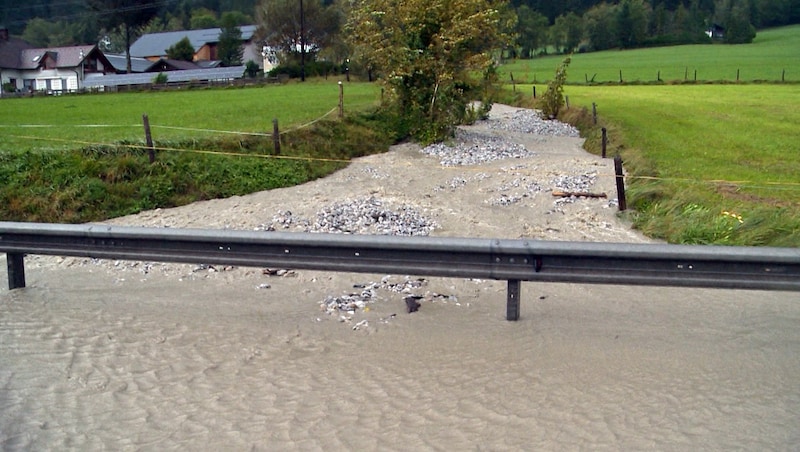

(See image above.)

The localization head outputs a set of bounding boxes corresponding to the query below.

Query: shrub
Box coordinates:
[540,57,571,119]
[152,73,168,84]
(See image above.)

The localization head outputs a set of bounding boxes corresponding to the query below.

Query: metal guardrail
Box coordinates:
[2,222,799,320]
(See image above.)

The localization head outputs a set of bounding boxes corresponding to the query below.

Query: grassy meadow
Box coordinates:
[0,81,380,153]
[502,25,800,84]
[508,83,799,246]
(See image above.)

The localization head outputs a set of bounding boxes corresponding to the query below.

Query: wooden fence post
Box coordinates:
[338,81,344,118]
[614,155,627,212]
[532,86,536,99]
[601,127,607,158]
[272,119,280,154]
[142,113,155,163]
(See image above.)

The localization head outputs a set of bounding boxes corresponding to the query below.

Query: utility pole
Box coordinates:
[300,0,305,82]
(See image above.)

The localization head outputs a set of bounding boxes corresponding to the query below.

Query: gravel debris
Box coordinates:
[488,109,581,137]
[421,130,533,166]
[319,275,457,320]
[552,172,598,192]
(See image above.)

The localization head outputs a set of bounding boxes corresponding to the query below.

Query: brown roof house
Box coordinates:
[0,27,115,95]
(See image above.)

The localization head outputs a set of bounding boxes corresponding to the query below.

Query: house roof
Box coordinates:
[130,25,257,59]
[18,45,97,70]
[146,58,201,72]
[84,65,246,88]
[105,53,158,73]
[0,35,35,69]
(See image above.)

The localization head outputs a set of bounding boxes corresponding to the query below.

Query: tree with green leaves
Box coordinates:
[255,0,342,66]
[584,2,619,51]
[347,0,514,143]
[515,6,549,58]
[218,13,244,66]
[167,37,195,61]
[554,12,583,53]
[616,0,649,48]
[88,0,162,73]
[190,8,219,29]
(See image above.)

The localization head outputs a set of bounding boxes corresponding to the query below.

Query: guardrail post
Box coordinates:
[506,279,521,321]
[7,252,26,289]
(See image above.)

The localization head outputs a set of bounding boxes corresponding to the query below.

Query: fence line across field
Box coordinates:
[2,222,798,321]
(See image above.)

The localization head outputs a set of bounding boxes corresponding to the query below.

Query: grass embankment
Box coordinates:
[0,82,393,223]
[509,84,800,246]
[502,25,800,84]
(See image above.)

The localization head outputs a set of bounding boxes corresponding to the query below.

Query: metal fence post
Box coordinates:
[7,252,26,289]
[507,279,521,321]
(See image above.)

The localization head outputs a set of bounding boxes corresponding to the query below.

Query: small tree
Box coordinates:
[244,60,262,78]
[218,14,244,66]
[347,0,514,143]
[166,36,195,61]
[540,57,570,119]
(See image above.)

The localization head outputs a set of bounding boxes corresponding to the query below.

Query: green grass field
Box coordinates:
[502,25,800,84]
[0,81,380,153]
[511,83,800,246]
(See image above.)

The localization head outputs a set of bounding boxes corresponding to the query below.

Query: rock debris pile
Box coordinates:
[552,172,598,192]
[421,130,533,166]
[488,109,581,137]
[266,196,438,236]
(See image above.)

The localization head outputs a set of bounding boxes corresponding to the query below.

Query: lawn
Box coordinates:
[540,83,800,245]
[0,81,380,153]
[502,25,800,84]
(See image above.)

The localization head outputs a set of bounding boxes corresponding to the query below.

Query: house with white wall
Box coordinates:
[0,28,114,94]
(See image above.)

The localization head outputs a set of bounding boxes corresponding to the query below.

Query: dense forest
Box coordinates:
[2,0,799,55]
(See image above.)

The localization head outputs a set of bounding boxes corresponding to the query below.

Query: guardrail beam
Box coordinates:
[2,222,799,321]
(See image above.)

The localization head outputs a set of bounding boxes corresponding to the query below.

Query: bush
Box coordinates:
[540,57,571,119]
[152,73,168,84]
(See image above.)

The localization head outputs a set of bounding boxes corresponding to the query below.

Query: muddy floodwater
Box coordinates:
[2,262,799,450]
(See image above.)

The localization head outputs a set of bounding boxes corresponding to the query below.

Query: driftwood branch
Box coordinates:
[551,191,607,198]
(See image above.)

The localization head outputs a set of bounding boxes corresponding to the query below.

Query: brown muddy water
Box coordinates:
[2,260,799,450]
